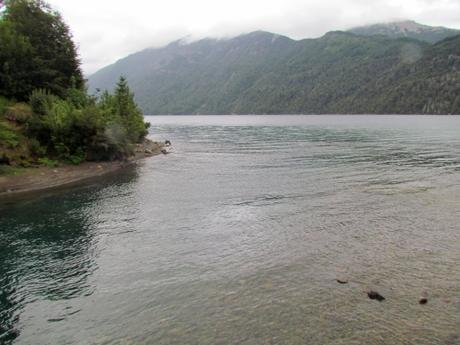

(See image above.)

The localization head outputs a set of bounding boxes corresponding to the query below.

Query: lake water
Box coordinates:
[1,115,459,345]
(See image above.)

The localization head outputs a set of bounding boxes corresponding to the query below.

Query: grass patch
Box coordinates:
[37,158,59,168]
[0,165,26,176]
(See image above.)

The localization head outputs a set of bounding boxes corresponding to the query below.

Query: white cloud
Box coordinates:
[48,0,460,75]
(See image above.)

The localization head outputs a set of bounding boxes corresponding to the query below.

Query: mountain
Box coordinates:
[88,25,460,115]
[349,20,460,44]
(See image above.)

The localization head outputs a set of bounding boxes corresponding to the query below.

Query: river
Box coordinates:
[1,115,459,344]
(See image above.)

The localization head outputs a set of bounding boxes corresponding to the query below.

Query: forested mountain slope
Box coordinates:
[88,24,460,115]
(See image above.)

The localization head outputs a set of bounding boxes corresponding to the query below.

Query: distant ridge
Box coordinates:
[349,20,460,43]
[88,21,460,115]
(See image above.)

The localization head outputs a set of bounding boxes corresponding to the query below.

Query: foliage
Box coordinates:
[25,76,148,163]
[0,121,19,148]
[0,18,34,100]
[37,157,58,167]
[0,1,149,168]
[0,0,84,101]
[0,96,13,115]
[29,88,57,115]
[111,76,148,142]
[4,102,32,123]
[27,137,45,156]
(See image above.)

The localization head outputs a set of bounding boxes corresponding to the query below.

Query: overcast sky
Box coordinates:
[47,0,460,75]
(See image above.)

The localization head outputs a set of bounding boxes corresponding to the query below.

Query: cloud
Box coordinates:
[48,0,460,75]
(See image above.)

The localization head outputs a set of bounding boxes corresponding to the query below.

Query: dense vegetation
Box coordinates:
[0,0,148,169]
[89,23,460,115]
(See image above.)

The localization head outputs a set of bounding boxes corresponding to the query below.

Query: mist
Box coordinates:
[48,0,460,74]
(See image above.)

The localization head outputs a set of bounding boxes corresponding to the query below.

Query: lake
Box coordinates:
[1,115,459,344]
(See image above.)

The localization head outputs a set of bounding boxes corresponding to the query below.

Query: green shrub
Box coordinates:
[26,77,149,165]
[4,103,33,123]
[66,148,85,165]
[28,138,46,157]
[0,122,20,148]
[66,85,91,109]
[0,97,13,116]
[37,157,59,167]
[29,89,58,116]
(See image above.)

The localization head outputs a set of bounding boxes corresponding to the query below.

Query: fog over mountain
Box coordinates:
[48,0,460,74]
[350,20,460,43]
[88,21,460,115]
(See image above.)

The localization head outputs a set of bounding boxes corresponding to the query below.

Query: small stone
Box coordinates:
[419,298,428,305]
[53,169,58,173]
[336,279,348,284]
[367,291,385,302]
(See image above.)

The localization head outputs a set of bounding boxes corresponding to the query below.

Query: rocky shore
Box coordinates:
[0,139,164,199]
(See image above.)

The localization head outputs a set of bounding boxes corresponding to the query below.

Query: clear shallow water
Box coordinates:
[1,115,460,345]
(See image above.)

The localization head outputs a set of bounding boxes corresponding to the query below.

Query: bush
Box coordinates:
[86,124,132,161]
[28,138,46,157]
[66,86,91,109]
[4,103,33,123]
[0,97,13,116]
[29,89,58,116]
[0,122,20,149]
[66,148,85,165]
[24,77,149,165]
[37,157,59,167]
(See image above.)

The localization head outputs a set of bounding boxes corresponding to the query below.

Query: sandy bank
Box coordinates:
[0,139,164,199]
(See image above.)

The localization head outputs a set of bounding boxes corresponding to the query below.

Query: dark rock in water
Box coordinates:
[336,279,348,284]
[419,298,428,305]
[367,291,385,301]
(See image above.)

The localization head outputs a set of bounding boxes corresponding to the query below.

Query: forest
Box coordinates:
[89,28,460,115]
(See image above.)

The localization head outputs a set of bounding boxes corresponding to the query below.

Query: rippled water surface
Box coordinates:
[1,115,460,345]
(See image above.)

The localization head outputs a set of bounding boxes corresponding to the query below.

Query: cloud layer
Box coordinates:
[48,0,460,75]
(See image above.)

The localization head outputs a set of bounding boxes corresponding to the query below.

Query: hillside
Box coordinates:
[349,20,460,44]
[88,24,460,115]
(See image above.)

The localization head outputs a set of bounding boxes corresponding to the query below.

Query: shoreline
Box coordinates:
[0,139,164,199]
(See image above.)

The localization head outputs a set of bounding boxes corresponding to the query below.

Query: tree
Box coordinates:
[0,0,83,100]
[113,76,148,142]
[0,20,34,100]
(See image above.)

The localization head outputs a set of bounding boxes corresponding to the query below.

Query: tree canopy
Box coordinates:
[0,0,83,101]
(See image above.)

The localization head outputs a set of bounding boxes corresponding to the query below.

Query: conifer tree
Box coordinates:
[113,76,148,142]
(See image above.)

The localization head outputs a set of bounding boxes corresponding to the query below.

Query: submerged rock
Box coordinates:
[367,290,385,302]
[419,298,428,305]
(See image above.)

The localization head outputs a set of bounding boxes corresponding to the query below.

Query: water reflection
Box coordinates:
[0,167,140,343]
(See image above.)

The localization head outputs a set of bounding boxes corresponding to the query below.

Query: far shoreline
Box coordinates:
[0,139,164,201]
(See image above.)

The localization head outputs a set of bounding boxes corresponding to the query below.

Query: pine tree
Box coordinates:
[113,76,148,142]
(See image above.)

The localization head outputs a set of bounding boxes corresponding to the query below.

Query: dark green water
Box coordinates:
[1,115,459,345]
